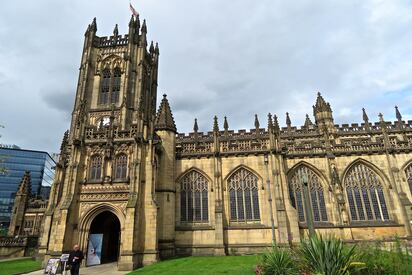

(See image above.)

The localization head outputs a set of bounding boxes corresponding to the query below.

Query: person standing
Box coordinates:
[68,244,84,275]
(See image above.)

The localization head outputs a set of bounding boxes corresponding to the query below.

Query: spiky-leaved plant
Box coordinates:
[299,234,364,275]
[260,244,299,275]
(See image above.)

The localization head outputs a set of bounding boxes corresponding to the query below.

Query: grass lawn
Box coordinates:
[127,255,259,275]
[0,258,41,275]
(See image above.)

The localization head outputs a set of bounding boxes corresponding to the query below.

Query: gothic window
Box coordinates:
[89,155,102,180]
[344,163,389,222]
[111,67,121,104]
[99,69,111,105]
[99,67,122,105]
[180,170,208,222]
[405,163,412,196]
[114,154,127,180]
[228,168,260,222]
[289,166,328,223]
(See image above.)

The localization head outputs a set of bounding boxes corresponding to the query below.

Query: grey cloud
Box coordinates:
[42,89,74,114]
[2,0,412,152]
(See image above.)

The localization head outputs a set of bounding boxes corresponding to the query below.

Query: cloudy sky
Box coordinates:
[1,0,412,153]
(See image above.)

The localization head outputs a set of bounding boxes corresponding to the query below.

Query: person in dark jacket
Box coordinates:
[68,244,84,275]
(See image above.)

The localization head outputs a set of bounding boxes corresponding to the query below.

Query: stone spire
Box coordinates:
[273,114,280,134]
[17,171,32,196]
[193,118,199,133]
[149,41,155,54]
[313,92,332,113]
[155,42,159,55]
[254,114,260,129]
[213,116,219,133]
[395,106,402,121]
[141,19,147,33]
[223,116,229,132]
[60,130,69,152]
[90,17,97,33]
[362,108,369,123]
[286,112,291,129]
[155,94,176,132]
[113,24,119,37]
[129,15,135,28]
[267,113,273,131]
[362,108,370,131]
[304,114,313,128]
[313,92,335,134]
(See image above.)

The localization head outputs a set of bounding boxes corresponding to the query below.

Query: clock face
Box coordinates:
[101,116,110,127]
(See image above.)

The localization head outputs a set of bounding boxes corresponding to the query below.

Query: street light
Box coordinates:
[302,173,315,238]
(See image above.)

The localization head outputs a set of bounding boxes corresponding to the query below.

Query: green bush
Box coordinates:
[260,244,300,275]
[299,235,364,275]
[356,239,412,275]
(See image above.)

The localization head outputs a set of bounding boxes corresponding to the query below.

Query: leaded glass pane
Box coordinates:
[181,191,186,221]
[114,154,127,180]
[288,166,328,223]
[344,163,390,222]
[252,189,260,220]
[99,69,111,105]
[228,168,260,222]
[89,155,102,180]
[111,68,121,103]
[405,164,412,196]
[180,170,208,222]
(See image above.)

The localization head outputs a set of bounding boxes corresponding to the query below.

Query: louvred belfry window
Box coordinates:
[228,168,260,222]
[405,164,412,196]
[345,163,389,221]
[289,166,328,222]
[114,154,127,180]
[99,67,121,105]
[99,69,111,105]
[89,155,102,180]
[111,67,121,104]
[180,171,209,222]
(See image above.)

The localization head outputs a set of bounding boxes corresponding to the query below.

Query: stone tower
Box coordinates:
[38,15,163,270]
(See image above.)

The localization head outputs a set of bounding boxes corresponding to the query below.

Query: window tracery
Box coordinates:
[344,163,389,221]
[289,166,328,222]
[405,163,412,196]
[228,168,260,222]
[114,154,127,180]
[180,170,208,222]
[99,67,121,105]
[89,155,102,180]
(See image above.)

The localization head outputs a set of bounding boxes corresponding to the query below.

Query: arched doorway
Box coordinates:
[88,211,120,265]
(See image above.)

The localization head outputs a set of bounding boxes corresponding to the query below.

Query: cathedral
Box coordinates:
[8,15,412,271]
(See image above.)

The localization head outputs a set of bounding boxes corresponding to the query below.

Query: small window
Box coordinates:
[89,155,102,180]
[111,68,121,104]
[99,69,111,105]
[114,154,127,180]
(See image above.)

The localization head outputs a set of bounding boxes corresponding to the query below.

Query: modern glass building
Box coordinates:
[0,147,56,230]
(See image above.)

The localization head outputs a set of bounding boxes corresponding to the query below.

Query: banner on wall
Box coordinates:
[87,233,103,266]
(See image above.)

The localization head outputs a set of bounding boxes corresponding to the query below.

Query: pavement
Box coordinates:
[25,262,127,275]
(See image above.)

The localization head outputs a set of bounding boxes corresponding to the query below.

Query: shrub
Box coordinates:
[260,244,299,275]
[299,235,364,275]
[356,239,412,275]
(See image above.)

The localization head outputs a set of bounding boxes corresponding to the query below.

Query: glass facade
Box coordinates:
[0,148,55,229]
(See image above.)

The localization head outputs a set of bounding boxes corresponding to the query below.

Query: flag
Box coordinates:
[129,2,139,17]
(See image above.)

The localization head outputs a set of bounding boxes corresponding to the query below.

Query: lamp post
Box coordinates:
[264,155,276,243]
[302,173,315,238]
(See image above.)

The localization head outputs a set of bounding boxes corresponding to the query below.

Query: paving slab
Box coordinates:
[24,262,126,275]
